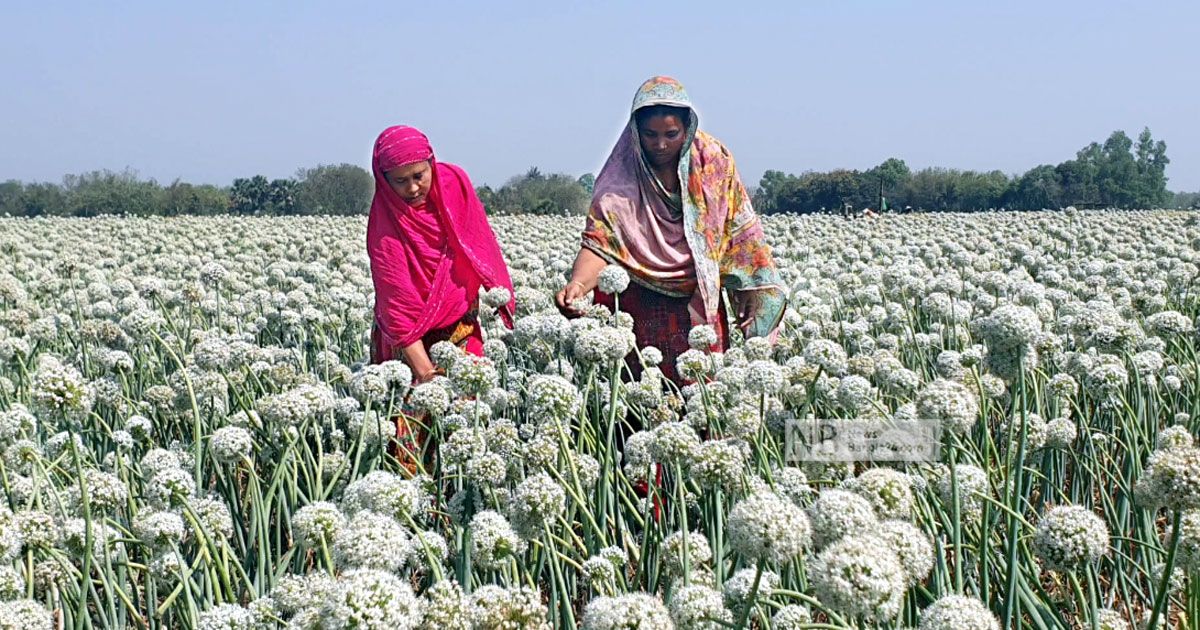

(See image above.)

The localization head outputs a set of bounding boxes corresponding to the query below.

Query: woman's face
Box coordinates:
[384,160,433,206]
[638,113,687,170]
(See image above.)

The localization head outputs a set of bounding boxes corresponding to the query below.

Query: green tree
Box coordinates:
[295,163,374,215]
[230,176,271,214]
[63,169,161,217]
[755,170,795,214]
[577,173,595,196]
[1008,164,1063,210]
[229,176,297,215]
[487,167,589,215]
[864,158,912,209]
[16,183,68,217]
[1098,130,1137,207]
[1134,127,1170,207]
[0,181,21,216]
[162,180,228,216]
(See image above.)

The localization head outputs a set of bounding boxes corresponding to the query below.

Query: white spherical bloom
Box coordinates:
[292,501,345,547]
[0,565,24,600]
[772,467,812,506]
[0,599,54,630]
[933,464,989,519]
[1032,505,1110,571]
[30,355,93,418]
[743,336,773,362]
[429,340,463,371]
[197,603,252,630]
[574,327,635,364]
[341,471,427,521]
[1093,608,1130,630]
[0,404,37,442]
[597,265,630,295]
[406,528,449,572]
[1045,417,1076,449]
[188,496,234,541]
[660,530,712,576]
[470,510,527,569]
[688,325,719,351]
[849,468,914,520]
[723,403,761,441]
[1146,310,1193,336]
[1135,444,1200,511]
[134,511,186,549]
[483,286,513,309]
[975,304,1041,347]
[918,594,1000,630]
[68,470,128,513]
[689,439,746,490]
[466,452,509,487]
[45,430,85,460]
[1048,373,1078,398]
[878,520,934,586]
[449,355,498,396]
[640,346,664,367]
[510,472,566,536]
[270,573,336,616]
[721,567,780,608]
[469,585,550,629]
[483,339,509,363]
[332,510,410,572]
[649,422,701,465]
[916,378,980,434]
[1176,509,1200,572]
[409,382,451,418]
[1158,425,1195,450]
[809,534,906,623]
[145,466,196,509]
[771,605,813,630]
[420,579,471,630]
[745,360,785,395]
[526,374,581,421]
[2,440,39,475]
[321,569,422,630]
[808,489,878,549]
[350,370,390,403]
[581,556,617,587]
[209,426,253,465]
[581,593,671,630]
[669,584,730,630]
[125,414,154,442]
[835,374,874,411]
[803,339,848,376]
[1004,412,1048,451]
[727,491,811,563]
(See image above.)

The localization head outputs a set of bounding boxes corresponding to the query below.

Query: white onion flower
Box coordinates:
[1032,505,1110,571]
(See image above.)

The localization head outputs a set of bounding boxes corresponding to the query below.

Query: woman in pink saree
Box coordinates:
[367,125,514,468]
[367,125,514,373]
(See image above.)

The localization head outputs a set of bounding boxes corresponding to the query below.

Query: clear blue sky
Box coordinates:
[3,1,1198,191]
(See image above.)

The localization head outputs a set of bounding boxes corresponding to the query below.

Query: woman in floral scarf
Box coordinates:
[556,76,786,386]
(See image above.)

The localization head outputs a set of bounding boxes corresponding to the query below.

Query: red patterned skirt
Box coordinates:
[592,282,729,387]
[370,305,484,474]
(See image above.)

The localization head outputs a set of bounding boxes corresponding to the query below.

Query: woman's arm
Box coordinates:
[555,247,608,312]
[399,341,439,383]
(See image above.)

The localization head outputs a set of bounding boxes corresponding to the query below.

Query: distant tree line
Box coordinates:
[754,128,1183,214]
[0,163,593,218]
[0,127,1194,218]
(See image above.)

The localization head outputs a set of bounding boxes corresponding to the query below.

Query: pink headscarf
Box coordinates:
[367,126,515,352]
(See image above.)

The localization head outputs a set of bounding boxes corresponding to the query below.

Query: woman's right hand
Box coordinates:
[555,279,589,316]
